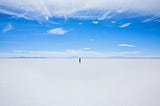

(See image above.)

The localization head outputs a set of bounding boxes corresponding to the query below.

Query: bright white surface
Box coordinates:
[0,59,160,106]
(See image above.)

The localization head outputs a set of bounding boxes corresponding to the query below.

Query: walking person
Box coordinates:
[79,58,81,64]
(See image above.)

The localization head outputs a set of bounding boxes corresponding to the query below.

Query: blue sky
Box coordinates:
[0,0,160,57]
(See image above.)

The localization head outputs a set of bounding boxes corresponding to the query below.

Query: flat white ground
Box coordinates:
[0,59,160,106]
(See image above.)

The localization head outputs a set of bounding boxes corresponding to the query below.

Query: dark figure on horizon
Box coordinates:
[79,58,81,64]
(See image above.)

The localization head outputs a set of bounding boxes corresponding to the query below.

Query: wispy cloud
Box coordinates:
[2,23,13,32]
[0,0,160,20]
[47,28,68,35]
[141,17,159,23]
[92,21,99,24]
[0,49,144,58]
[111,21,116,24]
[118,44,136,48]
[117,9,125,13]
[98,11,110,20]
[120,23,131,28]
[82,48,91,51]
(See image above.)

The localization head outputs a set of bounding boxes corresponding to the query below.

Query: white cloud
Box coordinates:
[97,11,110,20]
[117,9,125,13]
[120,23,131,28]
[2,23,13,32]
[142,18,153,23]
[141,18,158,23]
[0,0,160,20]
[81,48,91,51]
[92,21,99,24]
[48,28,68,35]
[0,49,144,58]
[118,44,136,48]
[107,15,114,19]
[111,21,116,24]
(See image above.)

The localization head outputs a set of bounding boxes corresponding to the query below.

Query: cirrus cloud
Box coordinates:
[118,44,136,47]
[2,23,13,32]
[47,28,68,35]
[120,23,131,28]
[0,0,160,21]
[92,21,99,24]
[0,49,144,58]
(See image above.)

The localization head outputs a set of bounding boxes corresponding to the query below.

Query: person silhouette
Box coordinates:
[79,58,81,64]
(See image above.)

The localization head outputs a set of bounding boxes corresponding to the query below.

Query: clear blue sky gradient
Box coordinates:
[0,12,160,57]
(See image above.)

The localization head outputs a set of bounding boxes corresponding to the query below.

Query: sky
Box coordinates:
[0,0,160,58]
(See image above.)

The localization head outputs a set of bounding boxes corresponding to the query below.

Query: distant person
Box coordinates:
[79,58,81,64]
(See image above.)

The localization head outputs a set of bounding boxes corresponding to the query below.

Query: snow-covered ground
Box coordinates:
[0,59,160,106]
